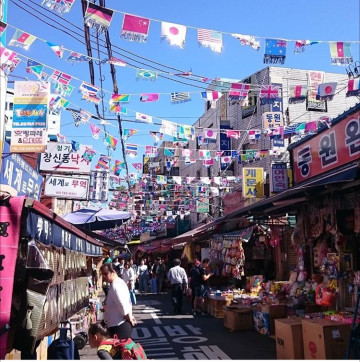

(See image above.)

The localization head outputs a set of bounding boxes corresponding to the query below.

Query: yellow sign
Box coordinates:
[242,167,264,198]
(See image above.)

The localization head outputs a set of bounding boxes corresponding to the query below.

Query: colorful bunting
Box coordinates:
[0,21,8,35]
[84,2,114,33]
[107,57,127,66]
[248,129,261,140]
[149,131,163,145]
[82,93,100,104]
[140,93,159,102]
[122,129,137,141]
[294,40,318,53]
[0,45,20,72]
[136,69,158,80]
[198,29,223,53]
[90,123,101,139]
[67,51,91,63]
[79,81,99,96]
[110,104,127,114]
[51,70,72,85]
[135,112,153,124]
[229,83,250,101]
[329,42,352,66]
[132,163,142,171]
[264,39,287,64]
[41,0,75,14]
[171,92,191,103]
[179,125,195,140]
[111,93,130,103]
[199,150,211,160]
[259,85,280,104]
[203,128,217,143]
[201,91,222,101]
[316,82,337,101]
[46,41,64,58]
[125,144,138,157]
[232,33,260,50]
[173,176,182,185]
[105,134,118,150]
[160,120,177,136]
[96,154,111,170]
[346,78,360,97]
[221,156,232,164]
[161,21,187,48]
[54,83,74,96]
[9,30,36,50]
[164,148,175,157]
[157,175,167,185]
[182,149,192,158]
[226,130,240,139]
[26,59,43,77]
[203,159,214,167]
[57,133,67,143]
[289,85,308,103]
[145,146,158,157]
[121,14,150,42]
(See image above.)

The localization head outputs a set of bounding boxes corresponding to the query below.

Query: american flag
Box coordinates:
[170,92,191,103]
[51,70,72,85]
[198,29,222,45]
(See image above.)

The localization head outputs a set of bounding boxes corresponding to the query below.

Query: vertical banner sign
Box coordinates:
[241,75,257,118]
[242,167,264,198]
[89,171,109,202]
[10,81,49,153]
[220,122,232,171]
[0,196,24,360]
[271,163,289,193]
[219,94,228,121]
[270,83,283,113]
[196,198,209,213]
[307,71,327,112]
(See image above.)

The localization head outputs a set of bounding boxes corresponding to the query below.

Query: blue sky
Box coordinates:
[5,0,360,171]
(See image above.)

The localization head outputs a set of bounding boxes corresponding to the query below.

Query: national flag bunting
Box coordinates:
[201,91,221,101]
[179,125,195,140]
[140,93,159,102]
[203,128,217,143]
[232,33,260,50]
[82,147,96,162]
[182,149,192,158]
[122,129,137,141]
[149,132,163,145]
[199,150,211,160]
[82,94,100,105]
[136,69,158,80]
[229,83,250,101]
[329,42,353,66]
[26,59,44,77]
[203,159,214,167]
[121,14,150,42]
[90,123,101,139]
[157,175,167,185]
[135,112,153,123]
[346,78,360,97]
[260,85,280,105]
[111,93,129,103]
[96,154,111,170]
[145,146,158,157]
[226,130,240,139]
[248,129,261,140]
[67,51,91,62]
[289,85,308,103]
[51,70,72,85]
[107,57,127,66]
[316,82,337,101]
[46,41,64,58]
[294,40,318,53]
[9,30,36,50]
[41,0,75,14]
[84,2,114,33]
[198,29,223,53]
[171,92,191,103]
[161,22,187,48]
[264,39,287,64]
[125,144,138,157]
[164,148,175,157]
[132,163,142,171]
[54,83,74,96]
[0,44,20,72]
[105,134,118,150]
[160,120,177,136]
[79,81,99,96]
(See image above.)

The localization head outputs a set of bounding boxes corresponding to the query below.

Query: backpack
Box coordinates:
[99,337,147,360]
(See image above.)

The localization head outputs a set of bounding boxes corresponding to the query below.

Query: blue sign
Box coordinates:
[220,124,232,171]
[0,142,43,200]
[271,83,284,113]
[12,103,48,128]
[273,139,285,147]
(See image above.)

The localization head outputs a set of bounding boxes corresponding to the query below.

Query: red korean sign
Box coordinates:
[292,111,360,184]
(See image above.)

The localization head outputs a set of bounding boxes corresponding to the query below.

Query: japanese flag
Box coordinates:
[203,128,217,140]
[136,112,153,123]
[221,156,232,164]
[317,82,337,100]
[161,21,187,48]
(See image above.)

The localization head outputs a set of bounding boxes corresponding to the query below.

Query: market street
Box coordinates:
[80,293,276,360]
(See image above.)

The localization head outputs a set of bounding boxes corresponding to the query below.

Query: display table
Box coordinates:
[206,295,233,318]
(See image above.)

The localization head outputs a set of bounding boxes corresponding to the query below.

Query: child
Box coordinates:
[88,321,147,360]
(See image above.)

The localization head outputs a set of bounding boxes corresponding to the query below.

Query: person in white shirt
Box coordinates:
[167,259,188,314]
[122,262,136,305]
[137,259,149,295]
[100,263,137,339]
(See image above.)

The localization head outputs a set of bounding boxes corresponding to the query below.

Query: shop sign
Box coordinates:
[89,170,109,202]
[306,71,327,112]
[241,75,257,118]
[271,163,289,193]
[40,142,91,173]
[12,81,49,129]
[0,196,24,360]
[10,128,47,153]
[223,191,243,215]
[0,142,43,200]
[26,211,102,255]
[44,174,90,200]
[292,111,360,184]
[242,167,264,198]
[262,112,284,130]
[270,83,283,112]
[196,198,209,213]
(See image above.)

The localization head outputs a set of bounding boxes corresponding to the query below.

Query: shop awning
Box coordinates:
[222,161,360,221]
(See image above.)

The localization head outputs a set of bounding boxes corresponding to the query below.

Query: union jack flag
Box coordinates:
[260,85,279,99]
[51,70,72,85]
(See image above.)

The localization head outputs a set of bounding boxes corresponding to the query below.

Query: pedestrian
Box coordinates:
[129,258,139,291]
[116,258,125,278]
[113,257,120,269]
[189,259,201,312]
[100,263,137,339]
[137,259,149,295]
[155,257,166,294]
[192,258,213,316]
[92,262,98,290]
[167,259,188,314]
[122,261,137,305]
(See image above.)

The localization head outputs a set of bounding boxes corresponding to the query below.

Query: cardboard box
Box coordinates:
[253,304,287,336]
[302,319,350,359]
[223,305,253,331]
[5,349,22,360]
[275,317,304,359]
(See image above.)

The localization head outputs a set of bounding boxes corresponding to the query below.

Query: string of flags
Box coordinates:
[39,1,359,66]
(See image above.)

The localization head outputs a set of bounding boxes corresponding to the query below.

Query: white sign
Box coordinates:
[40,142,91,174]
[10,128,47,153]
[45,174,90,200]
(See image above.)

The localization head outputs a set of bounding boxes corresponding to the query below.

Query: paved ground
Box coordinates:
[79,292,276,360]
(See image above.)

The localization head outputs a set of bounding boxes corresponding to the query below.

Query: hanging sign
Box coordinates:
[196,198,209,213]
[40,142,91,173]
[242,167,264,198]
[44,174,90,199]
[271,163,289,193]
[10,128,47,153]
[307,71,327,112]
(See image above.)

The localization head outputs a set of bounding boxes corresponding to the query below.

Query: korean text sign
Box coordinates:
[242,167,264,198]
[12,81,49,128]
[40,142,91,173]
[45,174,90,199]
[292,111,360,183]
[271,163,289,193]
[1,142,43,200]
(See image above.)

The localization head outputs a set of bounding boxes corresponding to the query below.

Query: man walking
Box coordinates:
[167,259,188,314]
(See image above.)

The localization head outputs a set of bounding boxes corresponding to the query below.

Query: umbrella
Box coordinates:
[62,207,131,231]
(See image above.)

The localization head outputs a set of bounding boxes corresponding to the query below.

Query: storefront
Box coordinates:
[0,196,103,359]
